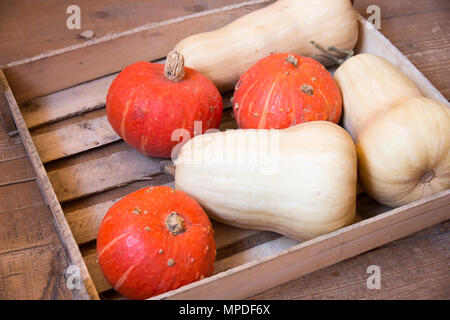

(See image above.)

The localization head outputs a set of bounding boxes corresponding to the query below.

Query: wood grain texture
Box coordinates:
[0,204,59,255]
[250,221,450,299]
[21,73,116,129]
[0,0,248,65]
[0,243,73,300]
[0,157,35,186]
[3,0,274,102]
[32,114,120,163]
[0,156,75,299]
[47,149,162,202]
[0,181,45,214]
[0,69,99,300]
[32,105,234,164]
[0,89,16,134]
[0,124,26,162]
[354,0,450,99]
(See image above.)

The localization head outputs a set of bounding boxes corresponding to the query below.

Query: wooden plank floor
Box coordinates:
[0,0,449,299]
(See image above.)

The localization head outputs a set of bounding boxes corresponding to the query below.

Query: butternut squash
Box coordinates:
[335,53,450,207]
[357,97,450,207]
[174,0,358,92]
[174,121,357,241]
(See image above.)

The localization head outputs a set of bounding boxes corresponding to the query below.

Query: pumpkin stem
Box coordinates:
[286,54,298,67]
[166,212,186,235]
[420,170,435,184]
[309,41,354,65]
[164,51,185,81]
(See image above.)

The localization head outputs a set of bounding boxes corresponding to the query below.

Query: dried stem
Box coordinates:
[309,41,354,65]
[164,51,185,81]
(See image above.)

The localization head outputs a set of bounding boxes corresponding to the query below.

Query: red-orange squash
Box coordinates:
[106,52,223,159]
[232,53,342,129]
[96,186,216,299]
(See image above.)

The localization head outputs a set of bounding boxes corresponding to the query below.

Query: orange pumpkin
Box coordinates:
[232,53,342,129]
[96,186,216,299]
[106,52,223,159]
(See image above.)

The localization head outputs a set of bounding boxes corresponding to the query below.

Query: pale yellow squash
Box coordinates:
[174,0,358,92]
[174,121,357,241]
[357,97,450,207]
[334,53,423,140]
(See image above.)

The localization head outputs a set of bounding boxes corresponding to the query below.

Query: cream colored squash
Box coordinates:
[174,121,357,241]
[334,53,423,140]
[174,0,358,92]
[357,97,450,207]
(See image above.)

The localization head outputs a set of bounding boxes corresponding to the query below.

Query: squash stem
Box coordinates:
[309,41,354,65]
[164,51,185,81]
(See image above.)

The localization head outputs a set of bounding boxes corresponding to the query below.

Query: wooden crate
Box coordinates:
[0,0,449,300]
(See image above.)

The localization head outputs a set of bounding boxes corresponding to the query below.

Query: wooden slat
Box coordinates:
[21,73,116,129]
[33,114,120,163]
[0,157,35,186]
[3,0,274,103]
[0,204,59,255]
[48,149,162,202]
[214,237,299,275]
[31,98,234,164]
[0,89,16,134]
[0,125,26,162]
[83,253,111,294]
[0,243,73,300]
[0,181,45,214]
[0,69,99,300]
[0,0,248,65]
[152,190,450,299]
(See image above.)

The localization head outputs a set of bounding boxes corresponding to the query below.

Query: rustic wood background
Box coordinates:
[0,0,449,299]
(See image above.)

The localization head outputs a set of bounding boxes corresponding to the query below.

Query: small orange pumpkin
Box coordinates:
[232,53,342,129]
[106,51,223,159]
[96,186,216,299]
